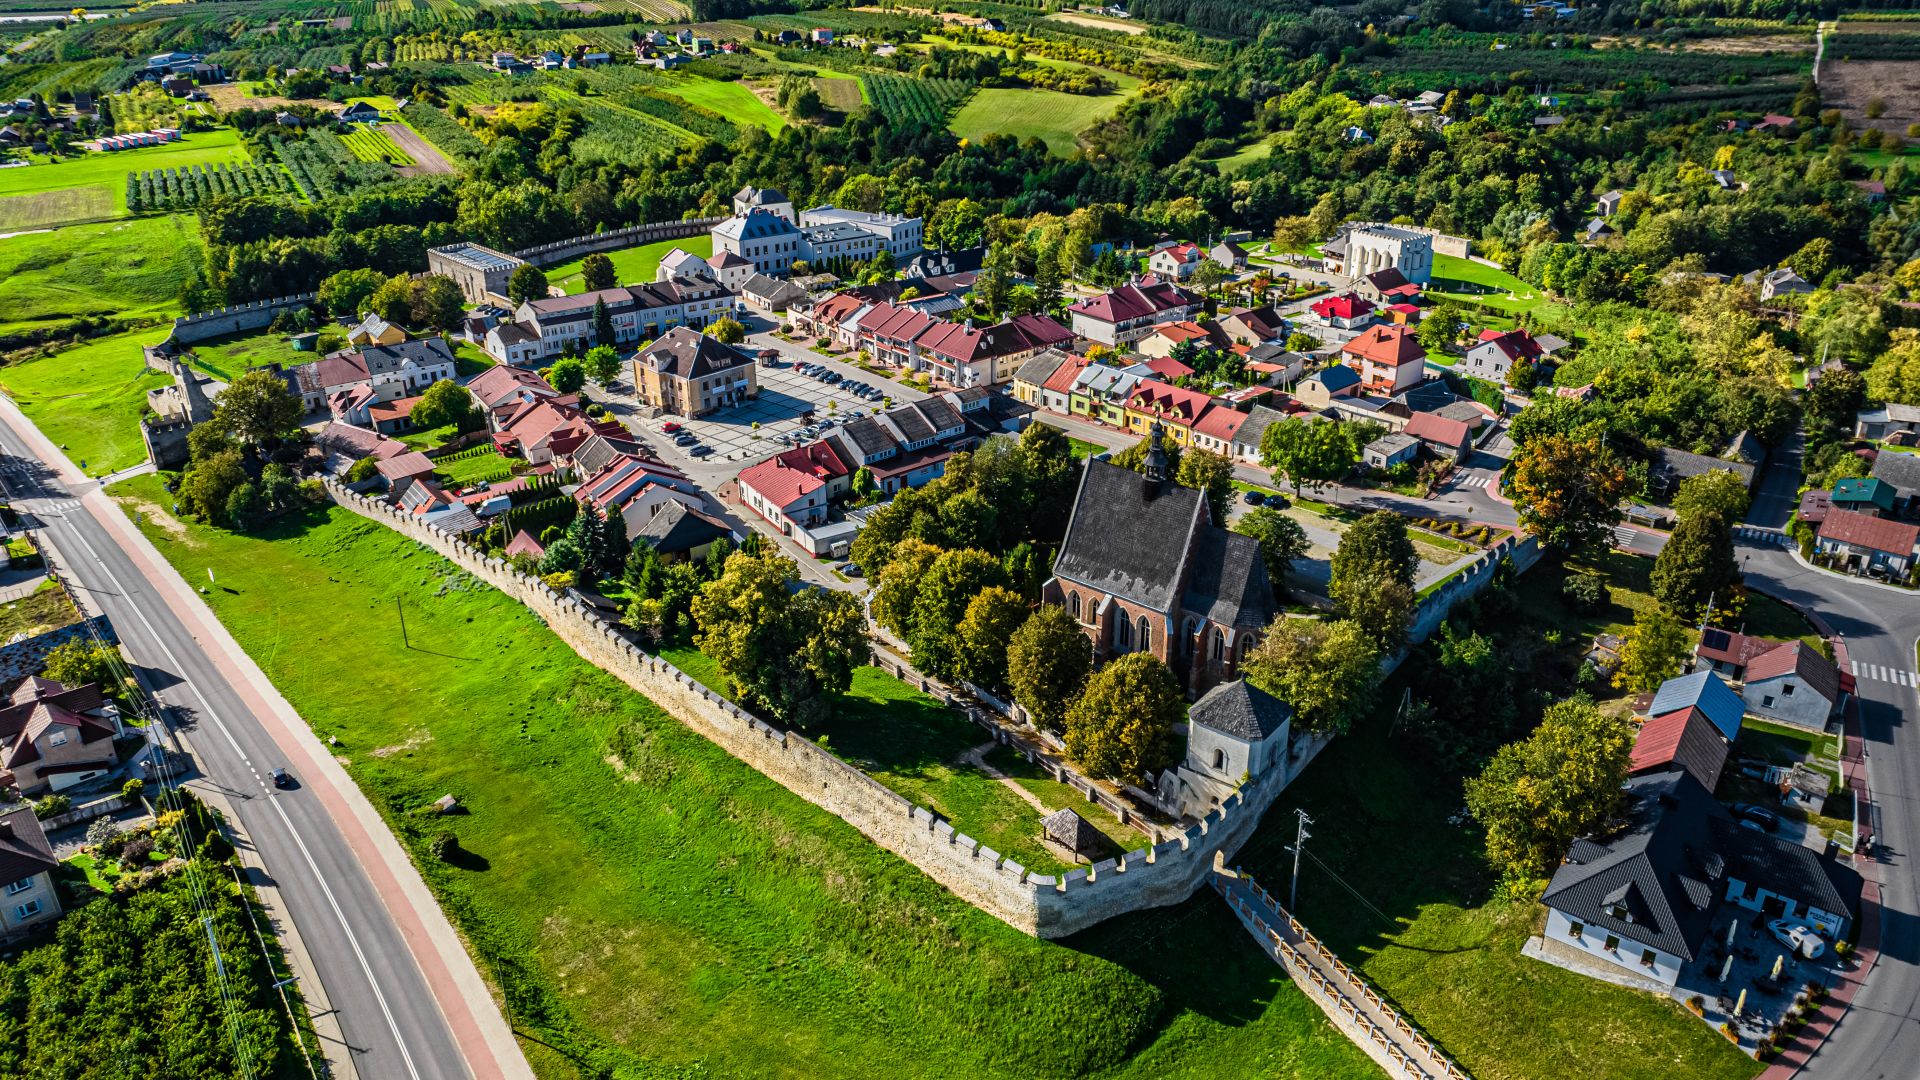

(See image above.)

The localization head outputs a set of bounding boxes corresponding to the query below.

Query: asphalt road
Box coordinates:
[0,419,474,1080]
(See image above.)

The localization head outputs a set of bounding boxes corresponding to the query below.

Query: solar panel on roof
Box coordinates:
[1699,629,1730,651]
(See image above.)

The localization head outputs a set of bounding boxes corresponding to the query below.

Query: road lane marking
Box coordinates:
[36,474,427,1080]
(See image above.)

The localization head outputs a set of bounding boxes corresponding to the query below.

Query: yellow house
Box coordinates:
[347,313,408,347]
[1122,382,1216,446]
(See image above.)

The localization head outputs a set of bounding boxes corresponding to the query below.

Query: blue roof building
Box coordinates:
[1647,670,1744,741]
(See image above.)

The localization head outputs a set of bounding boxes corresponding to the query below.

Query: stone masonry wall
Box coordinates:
[165,294,318,348]
[510,217,726,269]
[324,481,1284,938]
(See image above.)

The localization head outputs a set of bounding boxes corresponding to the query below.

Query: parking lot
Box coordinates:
[646,351,920,466]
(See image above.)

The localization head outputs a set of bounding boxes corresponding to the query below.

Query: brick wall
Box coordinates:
[323,481,1286,938]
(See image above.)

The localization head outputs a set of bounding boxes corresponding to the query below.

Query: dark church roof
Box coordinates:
[1190,680,1291,741]
[1183,527,1275,630]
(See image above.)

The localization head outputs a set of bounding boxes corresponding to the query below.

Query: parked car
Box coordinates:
[661,421,683,434]
[1733,803,1780,832]
[1768,920,1827,960]
[689,444,714,458]
[1243,490,1264,506]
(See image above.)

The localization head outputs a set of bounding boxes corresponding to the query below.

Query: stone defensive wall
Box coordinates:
[510,217,726,269]
[164,294,318,349]
[324,480,1285,938]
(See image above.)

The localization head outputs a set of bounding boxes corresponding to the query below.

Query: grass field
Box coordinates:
[548,234,712,292]
[0,326,186,474]
[656,73,786,133]
[1212,136,1275,174]
[0,184,116,231]
[108,486,1383,1080]
[0,214,200,338]
[1425,253,1569,320]
[338,125,414,166]
[950,86,1132,156]
[186,329,315,381]
[0,128,250,214]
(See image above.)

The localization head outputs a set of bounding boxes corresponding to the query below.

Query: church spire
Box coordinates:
[1142,421,1169,498]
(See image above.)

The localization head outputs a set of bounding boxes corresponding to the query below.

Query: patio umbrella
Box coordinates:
[1720,955,1734,982]
[1735,988,1748,1017]
[1772,954,1785,981]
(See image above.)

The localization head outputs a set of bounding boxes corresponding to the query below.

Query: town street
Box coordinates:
[0,400,530,1080]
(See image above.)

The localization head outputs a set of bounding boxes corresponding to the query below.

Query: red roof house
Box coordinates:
[1630,707,1729,791]
[1342,325,1427,395]
[1310,292,1375,326]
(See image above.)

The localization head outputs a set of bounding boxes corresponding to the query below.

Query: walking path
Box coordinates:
[1213,869,1469,1080]
[958,740,1047,812]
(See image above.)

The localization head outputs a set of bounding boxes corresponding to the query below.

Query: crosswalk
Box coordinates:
[1611,525,1648,548]
[1851,660,1920,687]
[1451,474,1492,490]
[1736,526,1791,547]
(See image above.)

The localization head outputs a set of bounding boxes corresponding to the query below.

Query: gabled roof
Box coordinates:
[467,364,556,409]
[1694,627,1773,670]
[1189,679,1291,740]
[1014,348,1076,389]
[1647,670,1744,741]
[633,500,733,554]
[375,451,435,481]
[1832,477,1894,511]
[1544,771,1727,961]
[1743,641,1841,704]
[1041,353,1094,395]
[1870,448,1920,497]
[1066,275,1196,324]
[637,327,754,380]
[1234,405,1290,449]
[1341,325,1426,367]
[1363,267,1420,296]
[1310,292,1374,320]
[1192,407,1247,442]
[1817,506,1920,556]
[1141,354,1196,381]
[1053,459,1206,613]
[1403,410,1471,449]
[1711,817,1858,920]
[1182,526,1277,630]
[0,807,56,886]
[1629,707,1728,791]
[1304,364,1362,392]
[1474,329,1545,363]
[739,454,825,509]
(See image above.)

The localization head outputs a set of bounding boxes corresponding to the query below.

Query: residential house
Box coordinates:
[739,445,845,537]
[1628,707,1729,792]
[1188,405,1246,457]
[1869,450,1920,514]
[0,807,60,937]
[1462,328,1545,384]
[1854,402,1920,444]
[1215,305,1288,346]
[1135,320,1220,360]
[493,398,622,464]
[1292,364,1362,408]
[631,327,758,418]
[1139,354,1196,382]
[1740,641,1843,730]
[1364,432,1420,470]
[1154,679,1295,819]
[1043,426,1276,694]
[1066,276,1200,346]
[467,364,559,427]
[1648,446,1757,506]
[1691,627,1778,681]
[1753,268,1811,301]
[1647,670,1745,741]
[1230,404,1291,465]
[1209,241,1249,272]
[0,678,122,795]
[633,500,737,563]
[483,278,736,364]
[1308,292,1376,329]
[275,338,456,416]
[374,451,435,487]
[913,313,1073,388]
[346,313,408,346]
[314,420,410,475]
[1832,477,1895,517]
[1341,325,1427,396]
[339,101,381,123]
[1038,351,1094,415]
[1815,507,1920,580]
[1243,343,1308,387]
[1597,190,1625,217]
[573,452,707,536]
[1071,363,1152,427]
[1012,348,1077,408]
[1402,411,1472,462]
[1354,267,1422,306]
[741,273,807,314]
[1124,382,1219,446]
[1148,242,1206,281]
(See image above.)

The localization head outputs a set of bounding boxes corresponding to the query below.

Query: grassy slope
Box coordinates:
[0,326,182,474]
[548,234,713,293]
[0,214,200,335]
[951,87,1133,156]
[1425,253,1570,320]
[657,73,786,133]
[188,329,313,381]
[111,484,1380,1080]
[0,128,249,212]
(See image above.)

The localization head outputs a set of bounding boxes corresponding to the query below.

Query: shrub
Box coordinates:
[428,831,458,860]
[119,834,156,869]
[32,794,71,819]
[122,778,145,800]
[86,816,125,856]
[1563,571,1608,613]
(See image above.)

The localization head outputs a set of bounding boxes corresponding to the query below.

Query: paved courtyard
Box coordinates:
[649,364,900,465]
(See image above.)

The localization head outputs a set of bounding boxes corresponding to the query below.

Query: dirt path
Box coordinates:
[383,121,457,176]
[960,741,1049,813]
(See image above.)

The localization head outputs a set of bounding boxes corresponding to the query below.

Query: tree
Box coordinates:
[1234,507,1309,591]
[593,296,615,349]
[871,538,942,638]
[1671,470,1750,524]
[1612,608,1692,694]
[1508,434,1631,551]
[1175,446,1234,522]
[547,357,586,394]
[585,344,621,385]
[1063,652,1182,783]
[1007,605,1091,733]
[224,481,262,531]
[410,275,466,332]
[691,551,869,727]
[907,548,1010,679]
[508,263,550,306]
[316,267,386,317]
[368,274,413,325]
[1261,419,1358,495]
[1032,244,1062,313]
[43,640,118,690]
[976,245,1012,318]
[1416,302,1462,353]
[1243,618,1379,735]
[708,316,745,345]
[179,448,250,522]
[211,371,302,449]
[1653,511,1738,619]
[1329,511,1419,644]
[581,252,616,292]
[411,379,476,431]
[955,587,1029,691]
[1464,697,1634,883]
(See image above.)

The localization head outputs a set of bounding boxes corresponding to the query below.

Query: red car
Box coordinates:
[661,421,683,434]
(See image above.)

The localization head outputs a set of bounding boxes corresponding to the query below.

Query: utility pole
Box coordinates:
[397,596,408,648]
[1288,808,1313,912]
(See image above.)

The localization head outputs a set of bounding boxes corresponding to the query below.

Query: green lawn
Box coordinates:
[0,128,250,213]
[548,234,713,293]
[951,87,1133,156]
[1516,548,1818,648]
[433,447,516,487]
[187,330,315,381]
[0,326,191,474]
[0,577,80,640]
[1425,253,1569,320]
[111,484,1379,1080]
[0,214,201,337]
[1212,135,1274,174]
[656,73,786,133]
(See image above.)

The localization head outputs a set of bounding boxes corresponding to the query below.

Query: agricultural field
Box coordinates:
[0,214,200,339]
[650,73,786,134]
[0,184,115,231]
[126,161,300,213]
[864,74,973,126]
[110,489,1384,1080]
[548,234,712,292]
[339,125,416,167]
[950,85,1132,156]
[0,128,252,215]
